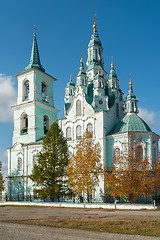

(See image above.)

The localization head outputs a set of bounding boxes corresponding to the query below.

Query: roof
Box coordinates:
[67,81,75,87]
[88,32,102,48]
[25,34,45,73]
[110,113,152,134]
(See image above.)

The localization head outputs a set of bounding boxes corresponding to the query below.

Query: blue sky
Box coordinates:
[0,0,160,181]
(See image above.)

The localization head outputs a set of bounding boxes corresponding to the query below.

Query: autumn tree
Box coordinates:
[151,159,160,201]
[67,130,103,203]
[30,121,70,201]
[105,132,154,203]
[0,161,4,194]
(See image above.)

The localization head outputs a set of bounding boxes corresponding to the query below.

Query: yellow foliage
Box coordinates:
[67,130,103,197]
[104,132,157,203]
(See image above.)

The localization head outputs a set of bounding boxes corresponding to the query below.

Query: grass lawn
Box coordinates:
[4,218,160,237]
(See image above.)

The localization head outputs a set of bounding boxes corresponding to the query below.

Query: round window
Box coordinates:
[99,99,103,105]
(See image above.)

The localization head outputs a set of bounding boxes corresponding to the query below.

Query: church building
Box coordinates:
[7,30,59,200]
[7,21,159,201]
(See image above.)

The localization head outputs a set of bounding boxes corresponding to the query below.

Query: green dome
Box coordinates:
[88,32,102,47]
[126,92,136,100]
[67,81,75,87]
[108,68,117,79]
[110,113,151,134]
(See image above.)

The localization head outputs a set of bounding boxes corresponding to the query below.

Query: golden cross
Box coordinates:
[129,72,133,88]
[81,51,83,59]
[94,12,97,24]
[33,24,37,36]
[111,56,114,68]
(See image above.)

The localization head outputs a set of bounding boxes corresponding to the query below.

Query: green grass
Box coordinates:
[4,218,160,237]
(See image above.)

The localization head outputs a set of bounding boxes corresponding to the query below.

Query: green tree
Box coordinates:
[67,130,103,203]
[30,121,69,202]
[0,162,4,194]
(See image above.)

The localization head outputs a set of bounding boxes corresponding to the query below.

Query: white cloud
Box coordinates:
[138,108,156,129]
[0,74,17,122]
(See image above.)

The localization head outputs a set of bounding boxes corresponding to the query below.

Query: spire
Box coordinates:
[108,57,117,79]
[25,26,45,73]
[70,74,72,82]
[93,12,97,32]
[86,16,104,69]
[129,72,133,89]
[125,73,138,114]
[111,56,114,69]
[77,53,86,76]
[66,74,75,87]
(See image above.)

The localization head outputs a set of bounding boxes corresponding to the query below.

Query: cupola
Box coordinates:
[125,74,138,114]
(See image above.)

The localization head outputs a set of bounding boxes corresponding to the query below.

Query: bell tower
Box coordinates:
[12,29,59,145]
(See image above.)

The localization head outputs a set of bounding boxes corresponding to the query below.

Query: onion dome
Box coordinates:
[88,22,102,48]
[126,75,136,100]
[77,56,86,76]
[67,75,75,87]
[125,74,138,114]
[108,59,117,79]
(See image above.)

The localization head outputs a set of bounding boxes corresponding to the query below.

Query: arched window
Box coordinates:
[153,147,156,163]
[20,113,28,135]
[116,103,119,118]
[66,127,71,141]
[43,115,49,134]
[87,123,93,136]
[131,102,134,112]
[81,78,84,86]
[114,148,120,159]
[42,82,48,101]
[70,89,73,95]
[23,80,29,100]
[95,48,98,60]
[136,145,143,160]
[33,155,38,166]
[76,100,81,116]
[17,158,22,172]
[76,125,82,139]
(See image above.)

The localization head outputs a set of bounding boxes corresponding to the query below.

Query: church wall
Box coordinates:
[35,72,54,107]
[12,102,36,144]
[17,71,34,104]
[35,104,57,141]
[8,142,43,200]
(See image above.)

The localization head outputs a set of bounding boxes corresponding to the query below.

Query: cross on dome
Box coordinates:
[33,24,37,36]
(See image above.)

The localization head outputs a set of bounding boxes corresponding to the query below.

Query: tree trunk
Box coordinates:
[51,196,55,202]
[79,195,83,203]
[129,194,133,204]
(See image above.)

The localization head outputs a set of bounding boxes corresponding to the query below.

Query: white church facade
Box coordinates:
[7,22,159,202]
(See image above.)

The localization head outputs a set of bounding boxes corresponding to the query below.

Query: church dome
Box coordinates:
[108,69,117,79]
[67,81,75,87]
[110,113,151,134]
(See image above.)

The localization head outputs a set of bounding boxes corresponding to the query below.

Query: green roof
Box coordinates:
[67,81,75,87]
[110,113,151,134]
[65,102,71,112]
[25,34,45,73]
[108,69,117,79]
[88,32,102,47]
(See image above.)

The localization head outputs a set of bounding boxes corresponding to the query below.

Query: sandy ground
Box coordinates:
[0,206,160,221]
